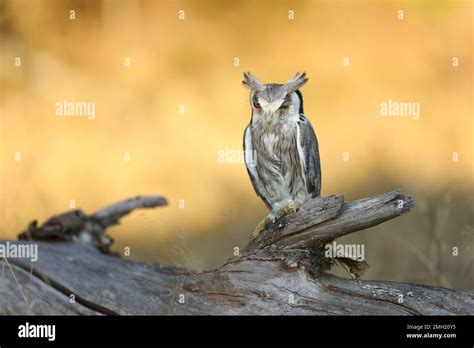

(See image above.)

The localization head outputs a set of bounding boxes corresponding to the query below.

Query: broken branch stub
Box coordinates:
[92,195,168,227]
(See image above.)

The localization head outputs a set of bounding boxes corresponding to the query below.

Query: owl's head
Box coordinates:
[242,72,308,119]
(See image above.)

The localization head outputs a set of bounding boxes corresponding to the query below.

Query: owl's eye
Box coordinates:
[253,101,261,109]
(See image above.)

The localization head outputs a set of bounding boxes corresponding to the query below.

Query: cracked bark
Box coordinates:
[1,191,473,315]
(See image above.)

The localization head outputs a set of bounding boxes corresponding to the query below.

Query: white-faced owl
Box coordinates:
[243,72,321,236]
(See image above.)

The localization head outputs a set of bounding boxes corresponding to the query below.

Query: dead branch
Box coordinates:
[247,190,413,250]
[17,195,167,253]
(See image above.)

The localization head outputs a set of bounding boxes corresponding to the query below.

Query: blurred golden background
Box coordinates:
[0,0,472,290]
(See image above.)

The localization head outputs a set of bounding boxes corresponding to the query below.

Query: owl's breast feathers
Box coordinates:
[244,115,321,209]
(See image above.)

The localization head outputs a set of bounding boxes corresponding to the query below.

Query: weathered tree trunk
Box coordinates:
[1,191,473,315]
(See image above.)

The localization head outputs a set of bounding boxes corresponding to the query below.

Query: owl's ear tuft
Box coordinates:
[284,72,308,93]
[242,72,264,91]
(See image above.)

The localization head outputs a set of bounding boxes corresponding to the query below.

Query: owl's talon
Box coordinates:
[283,201,300,215]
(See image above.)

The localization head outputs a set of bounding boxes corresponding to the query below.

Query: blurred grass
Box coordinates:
[0,0,472,290]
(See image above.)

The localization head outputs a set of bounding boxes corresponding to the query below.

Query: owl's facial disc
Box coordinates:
[256,98,285,114]
[245,73,306,122]
[252,90,298,118]
[252,85,287,114]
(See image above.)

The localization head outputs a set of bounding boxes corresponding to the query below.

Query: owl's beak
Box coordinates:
[261,102,283,115]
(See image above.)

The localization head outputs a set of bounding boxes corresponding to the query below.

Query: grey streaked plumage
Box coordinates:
[298,114,321,197]
[243,72,321,222]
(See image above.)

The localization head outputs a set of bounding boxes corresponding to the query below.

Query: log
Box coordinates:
[1,191,473,315]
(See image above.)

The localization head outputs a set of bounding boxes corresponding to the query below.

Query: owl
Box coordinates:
[242,72,321,237]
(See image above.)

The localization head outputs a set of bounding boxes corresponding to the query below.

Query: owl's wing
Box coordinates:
[243,124,271,209]
[297,114,322,197]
